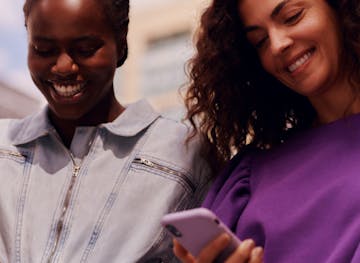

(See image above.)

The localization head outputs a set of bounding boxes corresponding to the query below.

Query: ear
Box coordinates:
[117,42,128,68]
[116,27,129,68]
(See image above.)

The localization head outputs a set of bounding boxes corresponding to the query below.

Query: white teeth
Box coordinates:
[288,51,312,73]
[53,83,83,97]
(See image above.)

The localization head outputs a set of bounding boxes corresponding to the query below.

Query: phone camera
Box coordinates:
[165,224,182,237]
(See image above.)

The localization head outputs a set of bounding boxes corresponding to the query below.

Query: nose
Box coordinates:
[51,52,79,76]
[269,28,293,56]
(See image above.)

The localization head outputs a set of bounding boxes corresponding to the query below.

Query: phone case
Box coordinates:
[161,208,241,262]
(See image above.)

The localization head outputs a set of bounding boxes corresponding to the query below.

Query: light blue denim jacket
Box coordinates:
[0,100,211,263]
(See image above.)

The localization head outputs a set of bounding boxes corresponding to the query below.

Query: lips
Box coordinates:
[47,80,86,97]
[53,83,84,97]
[287,48,315,73]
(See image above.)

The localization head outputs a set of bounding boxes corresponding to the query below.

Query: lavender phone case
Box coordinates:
[161,208,241,262]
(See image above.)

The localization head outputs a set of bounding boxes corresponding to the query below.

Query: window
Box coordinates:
[140,31,192,97]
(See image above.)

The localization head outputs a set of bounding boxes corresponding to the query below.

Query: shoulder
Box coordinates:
[202,148,258,228]
[0,118,20,145]
[0,118,14,130]
[0,117,37,155]
[203,149,256,203]
[144,116,192,150]
[140,116,212,186]
[0,109,48,146]
[141,115,204,166]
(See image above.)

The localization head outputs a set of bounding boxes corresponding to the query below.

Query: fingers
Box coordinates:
[249,247,264,263]
[173,235,264,263]
[225,239,264,263]
[173,239,196,263]
[225,239,255,263]
[197,233,230,262]
[173,234,231,263]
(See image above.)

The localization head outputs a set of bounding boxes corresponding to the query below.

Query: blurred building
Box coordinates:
[115,0,209,120]
[0,79,41,118]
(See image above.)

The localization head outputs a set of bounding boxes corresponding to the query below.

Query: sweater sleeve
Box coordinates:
[202,151,254,232]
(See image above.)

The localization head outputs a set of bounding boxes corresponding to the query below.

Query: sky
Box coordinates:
[0,0,43,99]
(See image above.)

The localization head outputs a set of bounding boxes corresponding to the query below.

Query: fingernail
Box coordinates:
[220,233,230,243]
[253,247,264,257]
[241,239,254,250]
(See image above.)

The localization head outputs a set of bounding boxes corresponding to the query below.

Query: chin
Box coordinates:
[49,108,86,121]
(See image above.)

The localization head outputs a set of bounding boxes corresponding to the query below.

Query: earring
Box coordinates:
[71,63,79,72]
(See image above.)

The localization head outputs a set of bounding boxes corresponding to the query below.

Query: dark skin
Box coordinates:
[26,0,125,148]
[49,89,124,147]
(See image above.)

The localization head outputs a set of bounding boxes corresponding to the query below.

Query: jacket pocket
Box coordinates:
[132,157,196,195]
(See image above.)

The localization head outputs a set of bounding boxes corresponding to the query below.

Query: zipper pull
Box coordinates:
[73,165,80,177]
[139,158,154,167]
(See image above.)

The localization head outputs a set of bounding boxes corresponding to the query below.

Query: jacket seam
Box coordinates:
[80,125,155,262]
[14,144,35,263]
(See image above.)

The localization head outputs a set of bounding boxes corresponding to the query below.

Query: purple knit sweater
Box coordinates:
[204,113,360,262]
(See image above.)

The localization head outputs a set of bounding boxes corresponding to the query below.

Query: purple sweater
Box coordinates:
[203,114,360,262]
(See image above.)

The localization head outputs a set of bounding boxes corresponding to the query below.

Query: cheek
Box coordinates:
[97,44,118,64]
[259,53,276,75]
[83,54,117,80]
[323,26,342,62]
[84,60,116,82]
[27,53,49,78]
[298,13,337,46]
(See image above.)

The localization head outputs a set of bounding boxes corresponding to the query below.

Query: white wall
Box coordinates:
[0,80,41,118]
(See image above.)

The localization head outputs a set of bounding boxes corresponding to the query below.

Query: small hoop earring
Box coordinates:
[71,63,79,71]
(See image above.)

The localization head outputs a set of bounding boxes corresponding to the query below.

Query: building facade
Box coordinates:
[0,80,41,118]
[116,0,209,119]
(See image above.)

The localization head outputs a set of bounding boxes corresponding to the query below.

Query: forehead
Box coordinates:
[238,0,285,24]
[27,0,106,28]
[30,0,103,14]
[27,0,111,37]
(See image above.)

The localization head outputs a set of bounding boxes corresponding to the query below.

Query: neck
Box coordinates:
[49,92,124,148]
[309,81,360,125]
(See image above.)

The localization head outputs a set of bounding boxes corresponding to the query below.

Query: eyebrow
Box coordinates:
[32,35,100,43]
[73,36,101,42]
[32,36,54,42]
[271,0,291,18]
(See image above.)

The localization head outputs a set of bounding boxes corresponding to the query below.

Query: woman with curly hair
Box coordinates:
[175,0,360,262]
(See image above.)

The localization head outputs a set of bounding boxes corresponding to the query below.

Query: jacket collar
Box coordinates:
[9,100,160,145]
[101,99,159,136]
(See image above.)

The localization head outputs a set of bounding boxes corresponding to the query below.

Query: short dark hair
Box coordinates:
[23,0,130,67]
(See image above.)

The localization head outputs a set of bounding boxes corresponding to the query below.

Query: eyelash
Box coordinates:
[76,46,100,57]
[254,9,304,49]
[284,9,304,24]
[32,45,100,58]
[33,47,57,57]
[255,37,268,49]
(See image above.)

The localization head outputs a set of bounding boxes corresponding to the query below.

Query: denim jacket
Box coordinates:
[0,100,211,263]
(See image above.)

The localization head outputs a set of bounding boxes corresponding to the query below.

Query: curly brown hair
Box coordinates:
[185,0,360,168]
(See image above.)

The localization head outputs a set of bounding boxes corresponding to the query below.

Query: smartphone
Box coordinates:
[161,208,241,262]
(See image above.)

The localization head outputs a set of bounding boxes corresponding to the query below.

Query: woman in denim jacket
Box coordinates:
[0,0,211,262]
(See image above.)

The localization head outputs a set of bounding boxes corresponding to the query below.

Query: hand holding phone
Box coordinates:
[161,208,241,262]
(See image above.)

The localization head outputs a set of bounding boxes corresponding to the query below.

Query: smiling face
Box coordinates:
[239,0,345,98]
[27,0,122,121]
